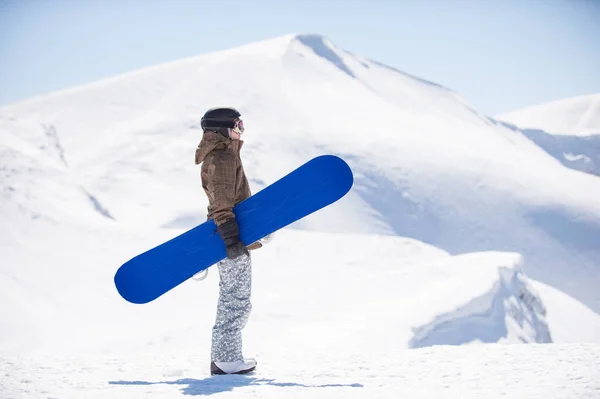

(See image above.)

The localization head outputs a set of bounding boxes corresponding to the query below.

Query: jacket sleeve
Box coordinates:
[202,152,237,226]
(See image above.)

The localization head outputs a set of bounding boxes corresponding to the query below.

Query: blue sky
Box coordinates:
[1,0,599,115]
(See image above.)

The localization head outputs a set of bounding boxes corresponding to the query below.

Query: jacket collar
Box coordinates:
[195,130,244,164]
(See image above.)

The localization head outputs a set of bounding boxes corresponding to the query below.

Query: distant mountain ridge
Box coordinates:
[498,94,600,136]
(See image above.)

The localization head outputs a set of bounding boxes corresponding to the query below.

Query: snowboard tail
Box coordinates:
[114,155,353,304]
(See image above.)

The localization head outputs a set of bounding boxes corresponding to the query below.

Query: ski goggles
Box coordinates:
[232,118,245,135]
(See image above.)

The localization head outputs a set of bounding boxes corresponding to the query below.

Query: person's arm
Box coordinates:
[204,153,248,259]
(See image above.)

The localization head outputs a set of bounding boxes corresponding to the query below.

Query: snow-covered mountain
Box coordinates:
[2,33,600,397]
[497,94,600,136]
[497,121,600,177]
[496,94,600,178]
[2,33,599,310]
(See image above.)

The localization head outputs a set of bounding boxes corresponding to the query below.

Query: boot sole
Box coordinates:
[210,363,256,376]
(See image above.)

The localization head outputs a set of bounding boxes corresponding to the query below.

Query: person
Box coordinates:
[195,107,258,375]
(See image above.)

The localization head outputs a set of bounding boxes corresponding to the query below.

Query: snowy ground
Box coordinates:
[3,344,600,399]
[2,223,600,398]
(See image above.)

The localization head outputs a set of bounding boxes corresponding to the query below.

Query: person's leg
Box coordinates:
[211,254,252,363]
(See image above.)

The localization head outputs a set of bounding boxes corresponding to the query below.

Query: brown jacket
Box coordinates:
[195,131,251,226]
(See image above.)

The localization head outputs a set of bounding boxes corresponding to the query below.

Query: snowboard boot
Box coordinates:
[210,358,257,375]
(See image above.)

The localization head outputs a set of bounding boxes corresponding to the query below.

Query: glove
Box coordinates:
[217,219,249,260]
[224,240,249,260]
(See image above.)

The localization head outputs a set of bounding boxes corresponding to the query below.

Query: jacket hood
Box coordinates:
[195,131,230,164]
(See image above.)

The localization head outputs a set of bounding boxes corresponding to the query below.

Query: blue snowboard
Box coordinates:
[115,155,354,304]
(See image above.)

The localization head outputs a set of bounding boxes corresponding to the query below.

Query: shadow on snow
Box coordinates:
[109,376,363,396]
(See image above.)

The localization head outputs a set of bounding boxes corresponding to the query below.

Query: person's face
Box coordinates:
[229,118,245,140]
[228,128,241,140]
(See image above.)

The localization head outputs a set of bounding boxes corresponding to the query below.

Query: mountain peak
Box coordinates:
[291,34,355,78]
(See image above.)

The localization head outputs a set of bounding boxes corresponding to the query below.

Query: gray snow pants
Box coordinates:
[211,254,252,362]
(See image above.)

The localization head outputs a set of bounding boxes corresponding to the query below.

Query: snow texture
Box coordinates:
[1,33,600,398]
[2,344,600,398]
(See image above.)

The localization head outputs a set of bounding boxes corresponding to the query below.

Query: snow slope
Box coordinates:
[2,218,600,398]
[532,280,600,343]
[2,212,600,397]
[2,34,600,313]
[497,94,600,136]
[496,94,600,176]
[508,125,600,177]
[0,220,564,355]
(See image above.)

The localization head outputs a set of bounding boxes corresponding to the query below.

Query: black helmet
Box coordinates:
[201,107,241,136]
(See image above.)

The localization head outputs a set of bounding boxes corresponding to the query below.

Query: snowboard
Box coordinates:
[114,155,354,304]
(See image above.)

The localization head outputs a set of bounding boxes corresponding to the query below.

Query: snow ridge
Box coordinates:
[41,124,68,166]
[410,262,551,347]
[295,34,356,78]
[496,119,600,176]
[82,188,115,220]
[498,94,600,136]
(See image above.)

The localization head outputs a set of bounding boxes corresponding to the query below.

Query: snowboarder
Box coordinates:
[195,107,258,375]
